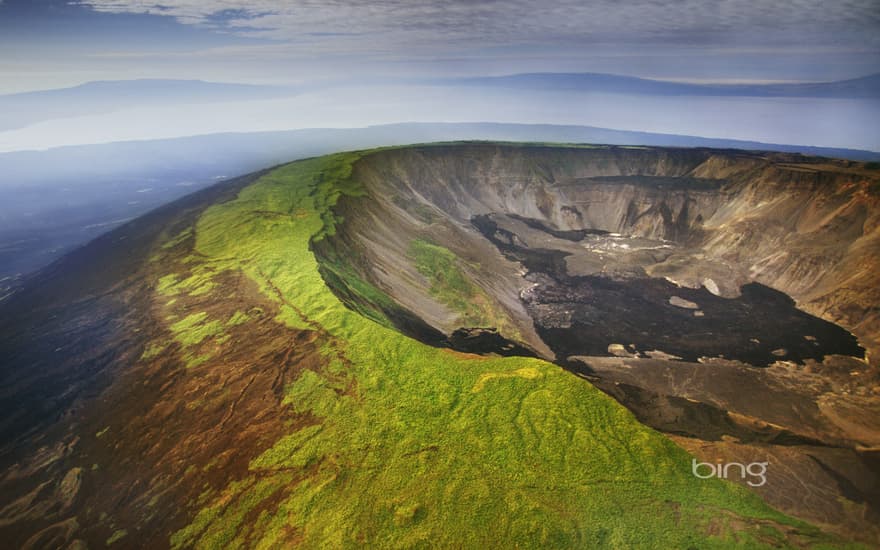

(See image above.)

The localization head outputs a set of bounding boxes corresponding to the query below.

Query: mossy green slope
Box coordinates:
[166,150,845,549]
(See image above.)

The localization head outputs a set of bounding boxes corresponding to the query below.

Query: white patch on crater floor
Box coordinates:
[669,296,700,309]
[702,278,721,296]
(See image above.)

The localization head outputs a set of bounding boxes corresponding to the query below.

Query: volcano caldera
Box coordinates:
[314,143,880,542]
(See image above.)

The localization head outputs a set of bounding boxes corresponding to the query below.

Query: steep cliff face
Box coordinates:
[314,143,880,542]
[323,144,879,361]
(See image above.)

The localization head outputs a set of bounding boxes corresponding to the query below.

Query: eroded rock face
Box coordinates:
[326,144,880,359]
[314,143,880,543]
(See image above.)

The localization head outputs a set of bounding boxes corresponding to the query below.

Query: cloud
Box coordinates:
[71,0,880,55]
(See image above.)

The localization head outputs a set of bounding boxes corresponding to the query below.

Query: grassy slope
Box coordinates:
[407,238,496,327]
[160,150,845,549]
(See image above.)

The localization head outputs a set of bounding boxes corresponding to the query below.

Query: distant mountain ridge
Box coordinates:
[1,73,876,138]
[0,78,295,101]
[0,79,298,131]
[2,122,878,189]
[440,72,880,99]
[5,72,877,104]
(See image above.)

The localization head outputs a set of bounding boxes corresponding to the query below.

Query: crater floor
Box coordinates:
[473,212,863,366]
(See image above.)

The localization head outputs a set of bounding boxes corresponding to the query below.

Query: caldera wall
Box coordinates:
[319,143,880,362]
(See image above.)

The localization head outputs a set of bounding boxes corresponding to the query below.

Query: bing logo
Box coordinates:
[692,459,768,487]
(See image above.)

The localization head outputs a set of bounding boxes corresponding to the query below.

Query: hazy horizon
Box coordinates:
[1,0,878,152]
[1,84,879,153]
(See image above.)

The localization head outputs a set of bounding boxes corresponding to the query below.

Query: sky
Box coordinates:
[1,0,879,93]
[0,0,878,152]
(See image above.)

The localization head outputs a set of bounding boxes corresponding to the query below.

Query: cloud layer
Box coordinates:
[73,0,880,56]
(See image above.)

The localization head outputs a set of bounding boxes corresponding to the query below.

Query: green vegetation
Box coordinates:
[225,310,250,327]
[408,238,521,337]
[169,312,224,347]
[140,341,166,361]
[157,267,217,297]
[161,228,193,250]
[409,238,485,323]
[106,529,128,546]
[472,366,543,392]
[157,274,181,294]
[161,150,841,548]
[164,311,226,368]
[314,243,401,329]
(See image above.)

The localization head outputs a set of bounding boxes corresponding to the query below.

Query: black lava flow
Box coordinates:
[471,214,864,367]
